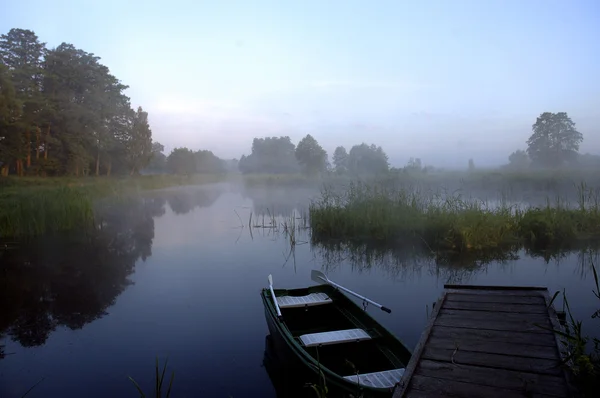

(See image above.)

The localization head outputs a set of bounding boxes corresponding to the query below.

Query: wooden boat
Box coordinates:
[261,271,412,397]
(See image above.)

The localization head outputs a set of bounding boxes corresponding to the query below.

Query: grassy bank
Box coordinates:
[0,186,94,236]
[0,174,227,237]
[309,182,600,253]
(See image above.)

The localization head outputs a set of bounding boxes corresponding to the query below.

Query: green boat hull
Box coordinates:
[261,284,412,397]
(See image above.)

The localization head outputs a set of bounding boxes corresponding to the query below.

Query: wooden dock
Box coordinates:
[393,285,575,398]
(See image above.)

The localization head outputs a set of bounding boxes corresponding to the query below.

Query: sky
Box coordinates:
[2,0,599,168]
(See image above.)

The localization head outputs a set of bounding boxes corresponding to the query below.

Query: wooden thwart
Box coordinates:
[393,285,575,398]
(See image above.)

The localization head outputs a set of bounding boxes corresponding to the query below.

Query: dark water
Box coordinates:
[1,183,598,398]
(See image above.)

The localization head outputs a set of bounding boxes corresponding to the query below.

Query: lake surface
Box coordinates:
[1,182,598,398]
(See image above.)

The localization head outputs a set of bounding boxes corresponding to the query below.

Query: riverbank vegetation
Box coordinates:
[550,264,599,397]
[309,182,600,254]
[0,174,226,236]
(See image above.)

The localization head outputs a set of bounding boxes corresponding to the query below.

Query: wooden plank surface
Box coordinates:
[439,308,551,322]
[443,299,549,314]
[420,346,563,376]
[434,313,553,333]
[429,325,558,347]
[393,285,573,398]
[414,360,569,397]
[425,338,559,359]
[407,374,558,398]
[444,284,548,291]
[445,290,548,298]
[446,292,547,305]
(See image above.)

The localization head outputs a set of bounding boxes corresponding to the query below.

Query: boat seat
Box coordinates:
[343,368,405,389]
[299,328,371,347]
[277,293,332,309]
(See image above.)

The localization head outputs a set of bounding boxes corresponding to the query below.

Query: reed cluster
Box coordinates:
[0,186,94,237]
[309,182,600,253]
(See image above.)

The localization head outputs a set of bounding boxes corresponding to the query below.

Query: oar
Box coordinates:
[311,270,392,313]
[268,274,282,319]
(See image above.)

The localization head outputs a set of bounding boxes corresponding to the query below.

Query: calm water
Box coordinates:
[1,183,598,398]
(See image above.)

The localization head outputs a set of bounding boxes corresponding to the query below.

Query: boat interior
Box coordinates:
[271,286,407,389]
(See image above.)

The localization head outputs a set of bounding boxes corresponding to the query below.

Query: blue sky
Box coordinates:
[3,0,599,168]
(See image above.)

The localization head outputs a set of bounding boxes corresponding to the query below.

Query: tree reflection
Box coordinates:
[240,186,314,217]
[164,187,222,215]
[312,238,599,284]
[0,195,165,348]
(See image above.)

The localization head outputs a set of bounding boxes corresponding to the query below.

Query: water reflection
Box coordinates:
[0,198,158,348]
[1,184,599,398]
[163,186,222,215]
[0,187,223,350]
[262,334,308,398]
[240,185,316,216]
[312,239,600,285]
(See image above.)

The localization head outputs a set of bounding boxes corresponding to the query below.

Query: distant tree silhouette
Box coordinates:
[526,112,582,168]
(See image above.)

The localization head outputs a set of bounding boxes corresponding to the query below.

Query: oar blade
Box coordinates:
[311,270,327,284]
[268,274,273,286]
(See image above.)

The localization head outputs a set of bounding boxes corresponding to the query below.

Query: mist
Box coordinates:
[2,1,600,398]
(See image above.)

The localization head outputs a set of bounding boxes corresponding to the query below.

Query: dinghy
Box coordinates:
[261,271,412,397]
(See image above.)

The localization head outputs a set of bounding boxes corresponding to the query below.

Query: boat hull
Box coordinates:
[261,284,411,398]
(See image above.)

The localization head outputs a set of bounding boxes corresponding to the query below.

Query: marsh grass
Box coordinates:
[128,357,175,398]
[0,186,94,236]
[309,182,600,253]
[0,174,226,237]
[544,263,600,397]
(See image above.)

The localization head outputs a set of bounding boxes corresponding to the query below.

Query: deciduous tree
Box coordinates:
[238,136,299,174]
[507,150,529,170]
[126,106,153,175]
[526,112,582,168]
[295,134,327,175]
[332,146,348,174]
[0,27,155,177]
[347,143,389,175]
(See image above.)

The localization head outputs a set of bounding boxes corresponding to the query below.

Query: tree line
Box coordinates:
[150,134,390,176]
[0,28,153,177]
[1,28,591,180]
[238,134,390,175]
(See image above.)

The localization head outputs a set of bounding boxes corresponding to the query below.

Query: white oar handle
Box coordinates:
[319,276,391,313]
[269,285,282,318]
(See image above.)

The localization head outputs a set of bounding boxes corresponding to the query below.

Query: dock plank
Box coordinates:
[393,285,574,398]
[439,308,551,322]
[435,314,553,333]
[425,338,559,359]
[429,325,558,347]
[446,292,547,305]
[408,374,558,398]
[415,360,569,397]
[443,299,549,314]
[421,346,563,376]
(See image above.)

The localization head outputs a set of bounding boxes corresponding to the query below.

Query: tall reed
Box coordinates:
[0,186,94,237]
[309,182,600,253]
[546,263,599,397]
